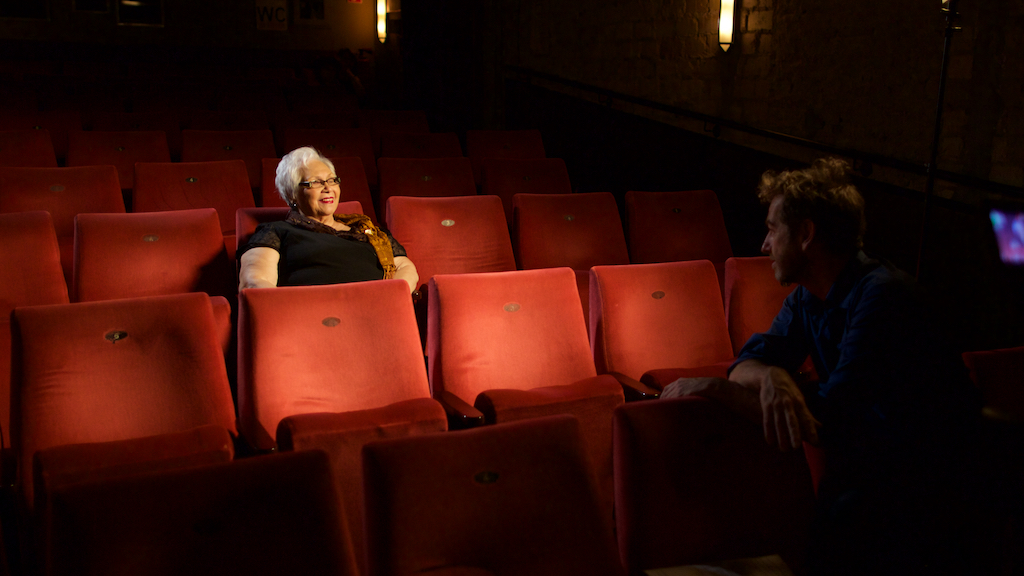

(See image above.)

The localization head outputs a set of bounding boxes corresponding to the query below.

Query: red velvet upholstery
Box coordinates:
[426,268,624,523]
[0,130,58,167]
[73,208,235,303]
[724,256,797,356]
[281,127,378,186]
[356,109,430,157]
[259,156,376,223]
[0,109,81,161]
[239,281,446,573]
[386,195,516,295]
[66,130,170,190]
[625,190,733,287]
[235,202,362,254]
[466,129,546,184]
[11,292,238,511]
[181,129,276,190]
[513,192,629,270]
[379,131,463,159]
[963,346,1024,421]
[87,111,183,160]
[47,450,359,576]
[480,158,573,225]
[0,212,69,450]
[378,157,477,223]
[132,160,255,242]
[363,415,624,576]
[589,260,734,382]
[613,397,815,572]
[187,109,270,131]
[0,166,125,282]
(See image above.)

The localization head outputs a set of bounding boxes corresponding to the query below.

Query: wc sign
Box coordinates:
[256,0,288,31]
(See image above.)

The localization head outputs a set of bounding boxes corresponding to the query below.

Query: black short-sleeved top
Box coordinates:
[238,212,407,287]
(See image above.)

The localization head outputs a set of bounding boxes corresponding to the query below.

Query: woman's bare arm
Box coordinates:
[393,256,418,293]
[239,247,280,290]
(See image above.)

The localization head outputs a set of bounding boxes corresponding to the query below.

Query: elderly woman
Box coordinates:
[239,147,417,292]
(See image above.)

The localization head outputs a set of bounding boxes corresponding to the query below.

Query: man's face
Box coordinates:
[761,196,808,286]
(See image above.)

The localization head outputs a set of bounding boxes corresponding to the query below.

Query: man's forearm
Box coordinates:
[728,359,773,391]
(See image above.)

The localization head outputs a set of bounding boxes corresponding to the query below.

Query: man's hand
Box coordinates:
[661,377,720,399]
[759,366,820,451]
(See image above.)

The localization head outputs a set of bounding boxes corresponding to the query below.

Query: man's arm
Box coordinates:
[731,359,820,450]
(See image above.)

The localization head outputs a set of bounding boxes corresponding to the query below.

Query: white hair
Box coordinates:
[275,147,337,206]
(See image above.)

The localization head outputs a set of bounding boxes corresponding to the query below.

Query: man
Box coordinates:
[664,158,983,575]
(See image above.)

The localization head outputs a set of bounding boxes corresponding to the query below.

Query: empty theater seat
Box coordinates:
[0,212,69,452]
[426,267,624,525]
[66,130,170,192]
[481,157,573,225]
[377,157,476,221]
[0,109,81,163]
[0,129,58,168]
[724,256,797,356]
[589,260,735,392]
[379,131,462,159]
[11,292,238,515]
[614,397,815,573]
[466,128,546,184]
[132,160,255,251]
[363,415,624,576]
[238,280,447,574]
[357,109,430,157]
[181,129,276,191]
[87,111,183,160]
[46,450,358,576]
[625,190,733,286]
[0,165,124,282]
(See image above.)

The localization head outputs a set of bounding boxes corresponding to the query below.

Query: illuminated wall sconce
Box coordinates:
[377,0,387,42]
[719,0,734,51]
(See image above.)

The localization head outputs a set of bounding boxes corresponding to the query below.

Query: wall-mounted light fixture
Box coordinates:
[719,0,734,51]
[377,0,387,42]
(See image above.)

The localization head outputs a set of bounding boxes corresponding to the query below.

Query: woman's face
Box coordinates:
[294,160,340,222]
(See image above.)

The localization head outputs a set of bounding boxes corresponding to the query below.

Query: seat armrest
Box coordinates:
[608,372,660,401]
[437,391,485,430]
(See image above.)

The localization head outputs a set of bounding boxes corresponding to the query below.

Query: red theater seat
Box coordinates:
[0,166,124,282]
[589,260,735,392]
[46,450,358,576]
[356,109,430,157]
[614,397,815,573]
[0,109,81,162]
[481,157,573,225]
[724,256,797,356]
[66,130,170,191]
[280,128,377,187]
[426,267,624,524]
[379,131,462,159]
[11,292,238,515]
[0,212,69,451]
[363,415,624,576]
[466,128,546,184]
[239,281,446,574]
[132,160,255,250]
[259,156,376,223]
[377,157,476,222]
[87,111,183,160]
[0,130,58,168]
[625,190,733,287]
[181,129,276,191]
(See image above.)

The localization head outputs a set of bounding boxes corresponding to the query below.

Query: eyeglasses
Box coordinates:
[299,177,342,190]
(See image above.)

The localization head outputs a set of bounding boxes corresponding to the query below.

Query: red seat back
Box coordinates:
[87,111,183,159]
[379,131,462,159]
[387,195,516,295]
[181,129,276,189]
[363,415,624,576]
[963,346,1024,420]
[466,129,546,184]
[73,208,235,303]
[0,109,81,161]
[0,129,58,168]
[589,260,733,380]
[625,190,733,271]
[513,192,628,270]
[481,158,572,225]
[66,130,170,190]
[378,157,476,222]
[724,256,797,356]
[238,280,433,450]
[11,292,238,509]
[427,268,595,400]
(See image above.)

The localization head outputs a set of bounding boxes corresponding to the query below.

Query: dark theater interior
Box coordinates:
[1,0,1023,574]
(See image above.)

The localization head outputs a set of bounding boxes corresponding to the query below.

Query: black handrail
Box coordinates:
[505,64,1024,200]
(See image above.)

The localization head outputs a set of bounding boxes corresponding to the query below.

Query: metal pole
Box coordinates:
[915,0,962,280]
